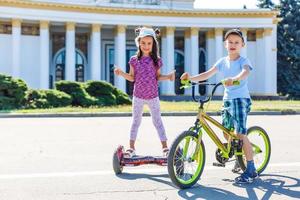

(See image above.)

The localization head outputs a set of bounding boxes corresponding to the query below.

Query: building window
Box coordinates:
[22,24,39,36]
[76,53,84,82]
[55,51,65,82]
[105,45,137,94]
[175,36,184,95]
[247,31,256,41]
[53,49,86,85]
[199,48,207,95]
[0,23,12,34]
[175,50,184,95]
[126,48,137,95]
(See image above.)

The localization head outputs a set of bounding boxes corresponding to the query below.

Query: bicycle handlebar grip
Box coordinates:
[221,79,240,86]
[233,80,240,85]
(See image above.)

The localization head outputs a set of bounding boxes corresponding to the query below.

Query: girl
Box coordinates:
[114,27,175,158]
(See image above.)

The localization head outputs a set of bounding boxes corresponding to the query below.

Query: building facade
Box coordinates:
[0,0,279,96]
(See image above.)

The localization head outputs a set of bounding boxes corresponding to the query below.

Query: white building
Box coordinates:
[0,0,279,96]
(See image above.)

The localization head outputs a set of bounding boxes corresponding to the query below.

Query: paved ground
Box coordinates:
[0,115,299,200]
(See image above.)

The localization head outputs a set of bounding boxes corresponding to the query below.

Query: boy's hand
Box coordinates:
[114,65,123,76]
[169,70,176,81]
[180,72,190,81]
[223,78,234,86]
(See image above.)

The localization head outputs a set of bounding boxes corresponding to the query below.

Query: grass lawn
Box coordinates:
[2,100,300,114]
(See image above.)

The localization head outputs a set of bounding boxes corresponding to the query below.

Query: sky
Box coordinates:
[194,0,280,9]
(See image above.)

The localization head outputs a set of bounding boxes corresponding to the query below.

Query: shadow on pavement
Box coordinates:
[116,172,248,199]
[178,185,249,200]
[232,174,300,200]
[116,172,174,187]
[116,173,300,200]
[178,174,300,200]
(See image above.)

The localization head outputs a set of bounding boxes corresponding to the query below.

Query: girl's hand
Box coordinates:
[169,70,176,81]
[114,66,123,76]
[180,72,190,81]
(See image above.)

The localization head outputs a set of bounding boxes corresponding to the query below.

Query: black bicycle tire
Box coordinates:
[167,130,206,189]
[236,126,271,174]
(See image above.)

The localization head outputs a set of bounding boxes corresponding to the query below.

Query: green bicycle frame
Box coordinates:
[196,107,239,159]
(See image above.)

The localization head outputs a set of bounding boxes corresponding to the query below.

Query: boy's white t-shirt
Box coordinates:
[214,56,253,100]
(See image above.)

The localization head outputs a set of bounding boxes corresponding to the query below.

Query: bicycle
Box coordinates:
[167,81,271,189]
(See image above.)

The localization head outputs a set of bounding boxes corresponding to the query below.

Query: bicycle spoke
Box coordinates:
[168,130,206,188]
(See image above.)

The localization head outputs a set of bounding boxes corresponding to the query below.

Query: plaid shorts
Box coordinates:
[221,98,252,134]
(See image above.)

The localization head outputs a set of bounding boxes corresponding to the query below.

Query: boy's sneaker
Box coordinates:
[124,148,136,158]
[162,148,169,157]
[235,171,258,184]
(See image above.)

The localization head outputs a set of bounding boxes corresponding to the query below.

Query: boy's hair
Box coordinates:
[135,27,161,67]
[224,28,244,43]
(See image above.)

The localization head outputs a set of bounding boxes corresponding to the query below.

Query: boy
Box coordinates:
[180,28,258,184]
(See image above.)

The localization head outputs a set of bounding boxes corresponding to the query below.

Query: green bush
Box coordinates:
[0,96,16,109]
[113,88,132,105]
[26,89,72,109]
[0,74,28,109]
[85,81,117,106]
[45,90,72,107]
[55,81,97,107]
[0,73,131,109]
[96,93,117,106]
[85,80,115,96]
[85,80,131,106]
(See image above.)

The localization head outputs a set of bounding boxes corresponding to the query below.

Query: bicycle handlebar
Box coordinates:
[191,82,222,103]
[182,80,240,104]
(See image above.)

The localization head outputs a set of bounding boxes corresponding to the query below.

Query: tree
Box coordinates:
[276,0,300,97]
[257,0,300,98]
[257,0,275,9]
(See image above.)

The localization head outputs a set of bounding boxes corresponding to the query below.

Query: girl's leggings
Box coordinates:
[130,96,167,142]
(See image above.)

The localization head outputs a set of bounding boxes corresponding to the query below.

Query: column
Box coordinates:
[206,29,215,94]
[39,20,50,89]
[160,29,167,93]
[255,29,264,94]
[114,25,126,92]
[263,28,274,95]
[271,24,277,95]
[12,19,21,78]
[190,28,199,75]
[215,28,224,95]
[65,22,76,81]
[90,23,101,80]
[161,27,175,95]
[240,28,248,57]
[184,28,191,95]
[190,27,199,94]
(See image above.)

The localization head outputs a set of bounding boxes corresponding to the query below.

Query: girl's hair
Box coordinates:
[135,27,161,67]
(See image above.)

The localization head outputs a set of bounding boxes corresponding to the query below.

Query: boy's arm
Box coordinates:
[157,69,175,81]
[114,65,135,82]
[224,65,250,86]
[181,66,218,82]
[233,65,251,81]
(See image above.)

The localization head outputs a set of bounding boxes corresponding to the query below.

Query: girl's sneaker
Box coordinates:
[162,148,169,157]
[124,148,136,158]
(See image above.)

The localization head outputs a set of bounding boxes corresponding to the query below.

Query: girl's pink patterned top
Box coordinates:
[129,55,162,99]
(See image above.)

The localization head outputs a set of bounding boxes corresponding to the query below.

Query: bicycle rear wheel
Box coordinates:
[167,131,206,189]
[237,126,271,174]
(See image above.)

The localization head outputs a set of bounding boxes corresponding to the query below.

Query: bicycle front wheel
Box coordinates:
[167,131,206,189]
[237,126,271,174]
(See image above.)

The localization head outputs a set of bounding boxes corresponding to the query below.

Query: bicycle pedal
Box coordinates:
[213,162,225,167]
